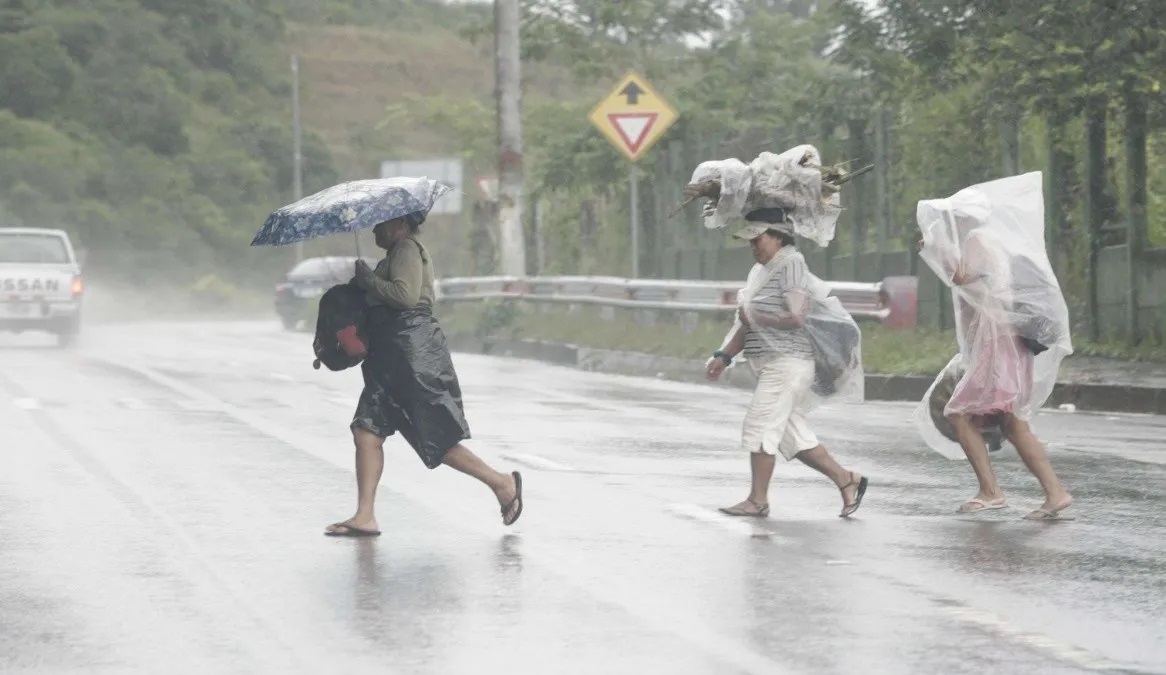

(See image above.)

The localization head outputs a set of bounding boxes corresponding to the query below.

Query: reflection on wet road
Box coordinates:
[1,321,1163,674]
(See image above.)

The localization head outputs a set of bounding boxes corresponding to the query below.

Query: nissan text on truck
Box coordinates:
[0,228,84,346]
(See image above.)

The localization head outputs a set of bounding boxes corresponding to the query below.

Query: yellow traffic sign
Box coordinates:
[588,71,679,162]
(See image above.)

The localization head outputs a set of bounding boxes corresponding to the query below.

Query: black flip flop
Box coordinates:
[324,523,382,537]
[501,471,523,526]
[839,475,868,518]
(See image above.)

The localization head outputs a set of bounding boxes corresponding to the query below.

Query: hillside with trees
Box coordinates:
[3,0,1165,342]
[1,0,323,286]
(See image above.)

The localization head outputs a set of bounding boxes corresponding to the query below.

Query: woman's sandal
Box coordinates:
[1023,508,1074,521]
[501,471,524,526]
[324,522,382,537]
[839,472,868,518]
[1023,498,1074,521]
[719,499,770,518]
[957,498,1008,514]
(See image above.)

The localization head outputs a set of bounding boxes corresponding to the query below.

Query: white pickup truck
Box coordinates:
[0,228,84,346]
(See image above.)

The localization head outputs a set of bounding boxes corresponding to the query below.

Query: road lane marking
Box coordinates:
[116,397,150,410]
[667,503,771,538]
[175,399,224,412]
[863,567,1134,672]
[325,396,358,408]
[499,453,575,472]
[937,604,1129,671]
[13,397,40,410]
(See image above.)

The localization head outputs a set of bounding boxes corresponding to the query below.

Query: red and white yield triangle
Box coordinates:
[607,113,659,154]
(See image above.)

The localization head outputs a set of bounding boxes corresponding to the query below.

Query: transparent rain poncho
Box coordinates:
[911,172,1073,459]
[719,247,865,411]
[690,144,843,247]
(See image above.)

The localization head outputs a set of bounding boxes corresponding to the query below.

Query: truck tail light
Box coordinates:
[71,275,84,296]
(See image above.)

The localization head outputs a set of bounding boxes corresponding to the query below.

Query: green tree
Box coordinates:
[0,0,340,290]
[0,27,77,116]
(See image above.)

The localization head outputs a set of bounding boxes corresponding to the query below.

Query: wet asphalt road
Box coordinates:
[0,320,1163,675]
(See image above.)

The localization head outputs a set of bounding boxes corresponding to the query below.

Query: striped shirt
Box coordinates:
[742,247,815,361]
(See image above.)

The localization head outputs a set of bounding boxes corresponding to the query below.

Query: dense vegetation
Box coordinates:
[0,0,338,285]
[2,0,1164,315]
[381,1,1166,299]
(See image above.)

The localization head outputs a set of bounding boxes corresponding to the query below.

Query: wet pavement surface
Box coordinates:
[1,320,1163,675]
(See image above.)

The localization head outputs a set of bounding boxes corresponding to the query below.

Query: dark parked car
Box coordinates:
[274,256,376,330]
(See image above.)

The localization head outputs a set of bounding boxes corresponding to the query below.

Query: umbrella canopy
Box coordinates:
[251,177,453,247]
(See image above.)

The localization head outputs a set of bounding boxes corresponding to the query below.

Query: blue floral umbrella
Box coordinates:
[251,177,453,247]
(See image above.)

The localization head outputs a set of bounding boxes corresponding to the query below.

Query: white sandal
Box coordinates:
[957,498,1007,513]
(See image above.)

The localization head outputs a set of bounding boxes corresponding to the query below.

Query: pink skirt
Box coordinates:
[947,332,1034,425]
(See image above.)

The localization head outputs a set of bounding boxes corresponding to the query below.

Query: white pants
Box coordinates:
[740,356,819,460]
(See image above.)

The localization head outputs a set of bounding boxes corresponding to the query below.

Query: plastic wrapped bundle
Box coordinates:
[912,171,1073,459]
[684,145,851,247]
[747,146,842,247]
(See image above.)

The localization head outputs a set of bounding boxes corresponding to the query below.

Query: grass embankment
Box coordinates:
[437,301,1166,375]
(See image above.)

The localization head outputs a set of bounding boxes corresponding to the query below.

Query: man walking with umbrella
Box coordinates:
[252,178,524,536]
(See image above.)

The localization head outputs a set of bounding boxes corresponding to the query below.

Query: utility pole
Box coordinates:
[291,54,305,262]
[873,107,890,279]
[495,0,526,276]
[629,45,641,279]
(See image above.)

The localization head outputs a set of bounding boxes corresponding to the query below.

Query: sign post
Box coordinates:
[630,165,640,278]
[588,71,678,278]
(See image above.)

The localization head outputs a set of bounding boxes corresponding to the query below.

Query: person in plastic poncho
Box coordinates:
[915,172,1074,520]
[706,215,868,519]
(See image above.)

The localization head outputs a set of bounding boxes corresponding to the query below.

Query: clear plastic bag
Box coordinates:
[720,248,864,411]
[690,157,753,232]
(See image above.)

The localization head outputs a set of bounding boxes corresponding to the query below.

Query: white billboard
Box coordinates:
[379,158,464,215]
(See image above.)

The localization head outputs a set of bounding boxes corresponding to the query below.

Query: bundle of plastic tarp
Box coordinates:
[911,171,1073,459]
[684,145,850,247]
[687,144,866,409]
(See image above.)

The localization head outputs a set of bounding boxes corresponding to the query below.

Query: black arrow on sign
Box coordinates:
[619,81,645,105]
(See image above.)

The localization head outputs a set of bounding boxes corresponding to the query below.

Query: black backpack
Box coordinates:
[1008,255,1063,355]
[312,282,369,371]
[928,363,1006,452]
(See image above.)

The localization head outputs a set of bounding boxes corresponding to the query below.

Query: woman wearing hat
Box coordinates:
[323,211,524,537]
[706,211,867,519]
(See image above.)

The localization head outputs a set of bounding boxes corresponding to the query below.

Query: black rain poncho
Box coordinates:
[352,305,470,469]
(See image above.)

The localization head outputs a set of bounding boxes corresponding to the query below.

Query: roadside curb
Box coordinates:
[447,335,1166,416]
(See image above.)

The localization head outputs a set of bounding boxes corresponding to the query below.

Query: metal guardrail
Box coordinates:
[435,275,893,322]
